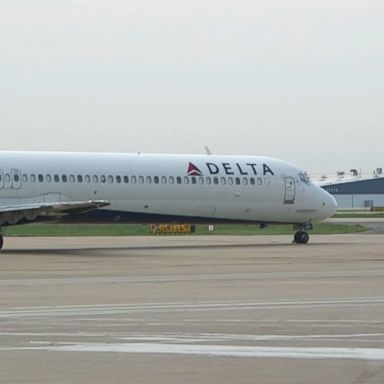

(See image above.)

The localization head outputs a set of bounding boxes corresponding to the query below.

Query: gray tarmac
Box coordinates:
[0,234,384,383]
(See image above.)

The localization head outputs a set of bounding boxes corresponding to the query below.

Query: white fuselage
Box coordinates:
[0,151,337,225]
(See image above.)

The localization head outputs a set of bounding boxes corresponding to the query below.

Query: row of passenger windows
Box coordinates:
[3,173,271,186]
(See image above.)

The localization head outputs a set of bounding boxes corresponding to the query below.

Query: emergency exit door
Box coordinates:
[0,169,22,189]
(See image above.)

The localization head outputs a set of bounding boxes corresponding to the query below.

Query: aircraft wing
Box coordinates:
[0,200,110,226]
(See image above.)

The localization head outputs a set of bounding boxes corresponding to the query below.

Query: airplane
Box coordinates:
[0,151,337,250]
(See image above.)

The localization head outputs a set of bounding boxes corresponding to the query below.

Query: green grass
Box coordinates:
[333,213,384,218]
[332,209,384,218]
[3,222,368,237]
[197,223,367,235]
[4,224,148,237]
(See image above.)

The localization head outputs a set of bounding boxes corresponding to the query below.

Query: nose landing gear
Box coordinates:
[293,230,309,244]
[293,223,312,244]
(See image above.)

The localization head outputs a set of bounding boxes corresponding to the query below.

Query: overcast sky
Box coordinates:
[1,0,383,174]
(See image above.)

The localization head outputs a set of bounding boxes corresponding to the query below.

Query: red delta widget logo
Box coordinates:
[187,163,203,176]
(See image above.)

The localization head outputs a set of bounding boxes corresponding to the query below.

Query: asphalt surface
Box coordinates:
[0,234,384,383]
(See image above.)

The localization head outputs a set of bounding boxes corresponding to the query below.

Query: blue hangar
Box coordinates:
[320,175,384,209]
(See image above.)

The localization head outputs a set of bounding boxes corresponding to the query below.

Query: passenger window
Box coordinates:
[14,173,20,182]
[154,176,159,184]
[116,175,121,183]
[54,175,59,183]
[250,178,255,185]
[243,178,248,185]
[199,176,204,185]
[184,176,189,185]
[124,176,129,183]
[22,174,28,183]
[221,177,226,185]
[206,177,211,185]
[235,177,241,185]
[78,175,83,183]
[169,176,174,184]
[93,175,98,183]
[131,176,137,184]
[100,175,106,183]
[69,175,75,183]
[139,176,144,184]
[161,176,167,184]
[146,176,152,184]
[191,177,196,185]
[257,177,262,185]
[46,175,51,183]
[85,175,91,183]
[108,175,114,183]
[176,176,182,184]
[29,174,35,183]
[228,177,233,185]
[213,177,219,185]
[38,174,43,182]
[62,175,67,183]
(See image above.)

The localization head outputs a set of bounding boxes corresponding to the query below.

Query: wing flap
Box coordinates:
[0,200,110,226]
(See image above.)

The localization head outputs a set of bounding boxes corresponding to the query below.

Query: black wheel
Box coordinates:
[293,231,309,244]
[298,231,309,244]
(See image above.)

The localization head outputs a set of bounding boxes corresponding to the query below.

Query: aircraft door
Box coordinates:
[284,177,295,204]
[11,169,22,189]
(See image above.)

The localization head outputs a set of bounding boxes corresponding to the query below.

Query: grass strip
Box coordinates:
[4,223,368,237]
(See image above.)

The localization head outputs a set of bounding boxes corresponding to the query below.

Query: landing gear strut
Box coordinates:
[293,230,309,244]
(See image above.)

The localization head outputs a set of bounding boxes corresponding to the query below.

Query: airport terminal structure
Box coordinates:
[314,168,384,209]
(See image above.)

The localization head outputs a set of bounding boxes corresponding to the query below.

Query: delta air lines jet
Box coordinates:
[0,151,337,250]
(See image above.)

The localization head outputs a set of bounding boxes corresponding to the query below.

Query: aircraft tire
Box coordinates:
[294,231,309,244]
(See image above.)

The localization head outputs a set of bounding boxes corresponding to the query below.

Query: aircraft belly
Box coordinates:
[110,199,284,223]
[111,199,214,218]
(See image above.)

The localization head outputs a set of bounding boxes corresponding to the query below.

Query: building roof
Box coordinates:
[319,177,384,195]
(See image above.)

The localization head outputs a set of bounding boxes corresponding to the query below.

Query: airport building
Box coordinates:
[313,168,384,209]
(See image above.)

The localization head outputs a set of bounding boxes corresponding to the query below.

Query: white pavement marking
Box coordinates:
[2,343,384,361]
[2,331,383,343]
